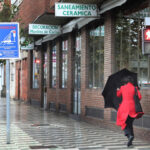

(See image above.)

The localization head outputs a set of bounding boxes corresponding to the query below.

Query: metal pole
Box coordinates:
[6,59,10,144]
[20,60,22,99]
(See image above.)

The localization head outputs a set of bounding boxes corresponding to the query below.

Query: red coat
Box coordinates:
[116,82,144,130]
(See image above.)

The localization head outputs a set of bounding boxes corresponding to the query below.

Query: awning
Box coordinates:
[38,17,98,44]
[33,12,72,26]
[42,34,61,43]
[62,18,98,34]
[35,38,42,46]
[99,0,127,14]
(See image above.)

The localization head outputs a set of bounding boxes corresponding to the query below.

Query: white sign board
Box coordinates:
[144,17,150,26]
[29,24,61,35]
[55,3,98,17]
[20,37,34,50]
[21,43,34,50]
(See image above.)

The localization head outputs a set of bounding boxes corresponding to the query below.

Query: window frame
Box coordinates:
[87,23,104,89]
[61,37,68,89]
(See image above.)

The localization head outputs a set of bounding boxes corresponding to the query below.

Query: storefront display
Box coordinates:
[115,7,150,87]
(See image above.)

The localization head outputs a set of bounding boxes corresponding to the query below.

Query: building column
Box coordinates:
[39,46,44,108]
[67,32,75,113]
[104,11,115,121]
[55,37,62,112]
[27,50,32,102]
[80,27,88,116]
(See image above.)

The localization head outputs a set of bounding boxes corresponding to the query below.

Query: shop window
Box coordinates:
[74,34,81,90]
[32,51,40,88]
[115,7,150,88]
[61,39,68,88]
[51,45,57,88]
[44,52,47,87]
[88,26,104,88]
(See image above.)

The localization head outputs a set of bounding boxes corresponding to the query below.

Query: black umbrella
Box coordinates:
[102,68,138,110]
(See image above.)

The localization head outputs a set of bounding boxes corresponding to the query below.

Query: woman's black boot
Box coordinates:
[127,135,134,147]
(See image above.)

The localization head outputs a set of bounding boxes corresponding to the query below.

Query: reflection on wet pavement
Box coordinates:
[0,98,150,150]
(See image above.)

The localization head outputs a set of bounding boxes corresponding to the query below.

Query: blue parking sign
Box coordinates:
[0,23,20,59]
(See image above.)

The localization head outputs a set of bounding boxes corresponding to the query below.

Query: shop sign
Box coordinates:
[21,43,34,50]
[21,37,34,50]
[55,3,98,17]
[29,24,61,35]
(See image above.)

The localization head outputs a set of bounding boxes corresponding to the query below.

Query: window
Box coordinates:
[44,52,47,87]
[32,51,40,88]
[51,44,56,88]
[88,25,104,88]
[115,7,150,88]
[61,39,68,88]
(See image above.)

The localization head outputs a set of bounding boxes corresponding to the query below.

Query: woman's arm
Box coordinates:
[136,87,142,100]
[117,88,122,97]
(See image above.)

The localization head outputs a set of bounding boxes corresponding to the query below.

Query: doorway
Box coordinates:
[42,51,47,109]
[73,34,81,115]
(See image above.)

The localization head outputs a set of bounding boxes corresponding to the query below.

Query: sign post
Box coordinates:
[6,59,10,144]
[0,23,20,144]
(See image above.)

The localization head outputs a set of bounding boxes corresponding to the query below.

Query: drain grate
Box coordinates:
[31,124,49,127]
[30,145,58,149]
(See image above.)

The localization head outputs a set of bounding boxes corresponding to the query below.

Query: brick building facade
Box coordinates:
[14,0,150,140]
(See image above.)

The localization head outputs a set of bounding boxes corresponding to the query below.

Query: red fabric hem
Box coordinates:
[136,112,144,119]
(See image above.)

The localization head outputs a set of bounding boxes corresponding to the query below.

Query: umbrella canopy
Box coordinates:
[102,68,138,110]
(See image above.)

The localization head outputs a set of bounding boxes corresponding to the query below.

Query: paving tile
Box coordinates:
[0,99,150,150]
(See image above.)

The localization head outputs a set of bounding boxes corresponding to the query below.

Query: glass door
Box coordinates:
[73,34,81,115]
[43,52,47,109]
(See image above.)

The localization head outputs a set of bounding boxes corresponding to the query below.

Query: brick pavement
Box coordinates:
[0,99,150,150]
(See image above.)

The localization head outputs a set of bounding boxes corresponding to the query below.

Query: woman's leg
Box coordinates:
[124,116,130,137]
[128,116,135,137]
[124,116,135,146]
[124,116,134,137]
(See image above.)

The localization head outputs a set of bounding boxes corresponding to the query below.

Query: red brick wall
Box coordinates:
[140,89,150,115]
[103,11,115,121]
[15,61,20,99]
[50,0,59,9]
[21,58,28,101]
[14,0,52,28]
[15,59,28,101]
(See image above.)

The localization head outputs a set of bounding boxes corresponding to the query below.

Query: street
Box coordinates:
[0,98,150,150]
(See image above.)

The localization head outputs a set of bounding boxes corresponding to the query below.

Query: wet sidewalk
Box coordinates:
[0,98,150,150]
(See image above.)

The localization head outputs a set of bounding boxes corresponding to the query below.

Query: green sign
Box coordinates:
[29,24,61,35]
[55,3,98,17]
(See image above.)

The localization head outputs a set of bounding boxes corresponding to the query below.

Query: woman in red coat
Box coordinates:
[116,77,144,147]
